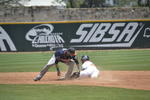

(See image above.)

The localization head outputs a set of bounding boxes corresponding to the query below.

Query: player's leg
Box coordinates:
[64,61,75,79]
[33,54,56,81]
[79,69,91,78]
[40,54,56,76]
[91,70,100,78]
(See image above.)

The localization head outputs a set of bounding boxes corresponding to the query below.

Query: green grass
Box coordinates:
[0,50,150,100]
[0,84,150,100]
[0,49,150,72]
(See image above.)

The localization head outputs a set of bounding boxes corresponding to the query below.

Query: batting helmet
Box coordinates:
[81,55,89,61]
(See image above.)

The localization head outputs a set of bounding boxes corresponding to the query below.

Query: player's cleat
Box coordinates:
[58,77,65,80]
[33,75,41,81]
[33,77,40,81]
[71,72,80,79]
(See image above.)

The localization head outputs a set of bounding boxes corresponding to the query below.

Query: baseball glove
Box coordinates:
[71,72,80,79]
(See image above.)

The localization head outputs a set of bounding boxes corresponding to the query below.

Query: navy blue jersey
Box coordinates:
[55,48,68,58]
[54,48,79,64]
[54,48,70,64]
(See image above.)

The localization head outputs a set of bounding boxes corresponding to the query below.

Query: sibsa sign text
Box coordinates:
[70,22,144,47]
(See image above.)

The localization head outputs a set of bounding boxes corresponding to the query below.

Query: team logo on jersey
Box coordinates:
[25,24,64,50]
[70,22,144,48]
[0,26,17,51]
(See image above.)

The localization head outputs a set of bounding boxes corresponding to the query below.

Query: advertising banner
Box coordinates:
[0,19,150,51]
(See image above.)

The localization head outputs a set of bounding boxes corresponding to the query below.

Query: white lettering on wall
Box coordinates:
[0,26,17,51]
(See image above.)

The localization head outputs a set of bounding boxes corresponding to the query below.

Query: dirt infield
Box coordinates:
[0,71,150,90]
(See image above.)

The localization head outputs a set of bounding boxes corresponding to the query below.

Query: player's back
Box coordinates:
[82,61,98,71]
[55,48,67,57]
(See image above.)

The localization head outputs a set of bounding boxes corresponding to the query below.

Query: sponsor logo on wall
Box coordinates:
[143,27,150,38]
[0,26,17,51]
[25,24,65,50]
[70,22,145,48]
[0,20,150,52]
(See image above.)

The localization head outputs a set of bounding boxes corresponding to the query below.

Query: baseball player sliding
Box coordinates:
[80,55,100,78]
[33,47,80,81]
[71,55,100,79]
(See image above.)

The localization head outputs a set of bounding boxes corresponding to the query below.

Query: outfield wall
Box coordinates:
[0,7,149,22]
[0,19,150,52]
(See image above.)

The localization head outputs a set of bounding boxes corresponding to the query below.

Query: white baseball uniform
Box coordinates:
[80,61,100,78]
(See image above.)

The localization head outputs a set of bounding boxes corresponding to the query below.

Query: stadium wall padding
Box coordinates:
[0,19,150,51]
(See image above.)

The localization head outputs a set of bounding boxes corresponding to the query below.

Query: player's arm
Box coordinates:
[59,54,72,63]
[76,63,80,72]
[59,58,71,63]
[73,56,80,72]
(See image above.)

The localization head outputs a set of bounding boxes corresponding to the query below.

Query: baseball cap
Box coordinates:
[68,47,75,54]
